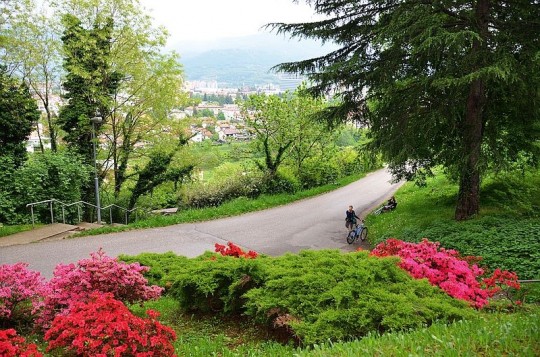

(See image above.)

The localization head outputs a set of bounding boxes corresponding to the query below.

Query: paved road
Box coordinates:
[0,169,402,277]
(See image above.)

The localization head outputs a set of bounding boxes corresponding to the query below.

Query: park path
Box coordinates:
[0,169,402,277]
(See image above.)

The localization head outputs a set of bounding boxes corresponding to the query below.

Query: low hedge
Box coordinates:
[122,249,476,345]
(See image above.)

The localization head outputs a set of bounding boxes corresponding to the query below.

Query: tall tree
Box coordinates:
[9,9,62,152]
[0,68,40,168]
[57,13,122,208]
[270,0,540,220]
[53,0,187,202]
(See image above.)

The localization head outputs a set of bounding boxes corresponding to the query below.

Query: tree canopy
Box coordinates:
[0,69,40,168]
[270,0,540,220]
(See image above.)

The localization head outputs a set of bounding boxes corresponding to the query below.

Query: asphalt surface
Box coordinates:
[0,169,402,278]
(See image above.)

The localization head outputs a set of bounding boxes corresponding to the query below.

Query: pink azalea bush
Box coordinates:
[38,249,163,329]
[370,238,520,309]
[0,328,42,357]
[0,263,49,326]
[45,292,176,357]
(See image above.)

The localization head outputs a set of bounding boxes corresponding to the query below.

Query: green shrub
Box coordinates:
[401,217,540,279]
[169,253,265,314]
[298,156,341,188]
[0,152,92,224]
[260,171,299,194]
[185,174,263,208]
[119,252,192,288]
[128,250,475,345]
[243,250,474,344]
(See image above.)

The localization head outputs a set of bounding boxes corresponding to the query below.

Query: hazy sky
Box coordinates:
[139,0,320,43]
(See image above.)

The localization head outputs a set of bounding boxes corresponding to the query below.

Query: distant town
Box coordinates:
[26,77,308,153]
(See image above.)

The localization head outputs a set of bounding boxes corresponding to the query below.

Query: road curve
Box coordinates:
[0,169,402,277]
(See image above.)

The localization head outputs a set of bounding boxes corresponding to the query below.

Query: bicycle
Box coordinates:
[347,221,368,244]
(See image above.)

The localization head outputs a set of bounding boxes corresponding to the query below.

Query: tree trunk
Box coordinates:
[455,0,489,221]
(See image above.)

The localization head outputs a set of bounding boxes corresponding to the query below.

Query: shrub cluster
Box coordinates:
[45,293,176,356]
[38,248,163,329]
[1,250,170,355]
[370,239,520,308]
[402,217,540,279]
[128,248,475,344]
[185,174,263,208]
[0,263,49,328]
[0,328,42,357]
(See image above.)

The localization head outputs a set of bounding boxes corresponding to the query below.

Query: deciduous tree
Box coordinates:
[240,88,331,178]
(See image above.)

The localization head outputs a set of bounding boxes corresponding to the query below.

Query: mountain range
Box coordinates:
[171,33,336,87]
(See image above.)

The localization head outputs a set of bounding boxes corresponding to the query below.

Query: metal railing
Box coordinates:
[26,199,145,228]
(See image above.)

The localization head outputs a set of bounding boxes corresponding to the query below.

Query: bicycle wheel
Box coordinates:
[360,227,368,241]
[346,230,356,244]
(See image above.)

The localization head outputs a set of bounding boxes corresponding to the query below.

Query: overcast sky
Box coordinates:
[139,0,320,43]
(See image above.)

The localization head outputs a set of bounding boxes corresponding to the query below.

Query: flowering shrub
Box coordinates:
[45,293,176,356]
[0,329,42,357]
[370,239,520,309]
[215,242,258,258]
[38,249,163,329]
[0,263,49,327]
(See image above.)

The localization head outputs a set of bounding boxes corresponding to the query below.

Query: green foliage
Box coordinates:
[0,69,40,168]
[298,155,340,188]
[0,151,91,224]
[128,146,193,211]
[57,14,121,161]
[271,0,540,220]
[119,252,192,288]
[185,166,263,208]
[243,250,474,344]
[170,253,265,314]
[481,171,540,217]
[295,309,540,357]
[401,217,540,280]
[126,250,474,345]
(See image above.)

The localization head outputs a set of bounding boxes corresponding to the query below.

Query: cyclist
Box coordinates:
[345,205,360,232]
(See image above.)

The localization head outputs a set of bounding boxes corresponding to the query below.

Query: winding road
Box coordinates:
[0,169,402,277]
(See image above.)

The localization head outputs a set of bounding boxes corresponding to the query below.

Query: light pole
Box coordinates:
[90,116,102,224]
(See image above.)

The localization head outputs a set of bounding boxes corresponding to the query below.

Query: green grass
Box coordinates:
[296,307,540,357]
[74,173,366,237]
[0,223,41,238]
[365,169,540,243]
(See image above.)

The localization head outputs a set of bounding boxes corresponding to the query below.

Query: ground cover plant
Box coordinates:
[125,248,477,345]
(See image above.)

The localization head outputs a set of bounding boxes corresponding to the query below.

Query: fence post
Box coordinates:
[125,211,128,225]
[49,201,54,224]
[77,205,81,224]
[62,206,65,224]
[30,205,35,228]
[110,206,113,225]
